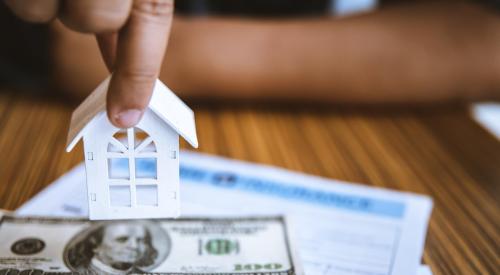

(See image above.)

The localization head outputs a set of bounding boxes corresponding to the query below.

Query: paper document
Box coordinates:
[472,103,500,139]
[18,151,433,275]
[417,266,432,275]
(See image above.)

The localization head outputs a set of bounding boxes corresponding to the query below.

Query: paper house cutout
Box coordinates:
[66,76,198,220]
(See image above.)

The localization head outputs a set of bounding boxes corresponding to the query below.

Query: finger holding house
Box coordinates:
[66,76,198,220]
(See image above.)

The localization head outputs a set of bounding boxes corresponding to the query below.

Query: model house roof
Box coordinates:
[66,76,198,152]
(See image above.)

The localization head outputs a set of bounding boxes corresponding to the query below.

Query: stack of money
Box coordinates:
[0,213,303,275]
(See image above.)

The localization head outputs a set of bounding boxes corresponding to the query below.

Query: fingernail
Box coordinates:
[114,109,142,128]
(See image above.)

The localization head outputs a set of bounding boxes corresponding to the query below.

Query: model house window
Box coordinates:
[107,127,159,207]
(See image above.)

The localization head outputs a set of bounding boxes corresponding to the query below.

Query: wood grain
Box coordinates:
[0,92,498,274]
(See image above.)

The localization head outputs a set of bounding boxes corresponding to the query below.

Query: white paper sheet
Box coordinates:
[18,151,433,275]
[472,103,500,139]
[417,266,432,275]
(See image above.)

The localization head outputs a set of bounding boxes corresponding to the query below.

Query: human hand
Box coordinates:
[5,0,174,128]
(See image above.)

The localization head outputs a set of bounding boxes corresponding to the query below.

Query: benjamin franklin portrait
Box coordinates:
[64,220,170,275]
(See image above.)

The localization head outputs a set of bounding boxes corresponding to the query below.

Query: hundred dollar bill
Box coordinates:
[0,214,303,275]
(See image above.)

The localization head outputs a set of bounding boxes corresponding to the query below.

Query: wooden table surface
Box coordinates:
[0,91,498,275]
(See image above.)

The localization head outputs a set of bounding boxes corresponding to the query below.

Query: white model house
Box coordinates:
[66,77,198,220]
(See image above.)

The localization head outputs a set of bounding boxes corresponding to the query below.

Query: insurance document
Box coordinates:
[18,151,433,275]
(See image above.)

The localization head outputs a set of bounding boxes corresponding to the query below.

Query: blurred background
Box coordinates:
[1,0,499,106]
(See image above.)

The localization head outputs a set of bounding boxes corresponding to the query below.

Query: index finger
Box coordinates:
[107,0,174,128]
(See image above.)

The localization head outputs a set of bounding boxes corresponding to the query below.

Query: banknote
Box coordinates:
[0,214,303,275]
